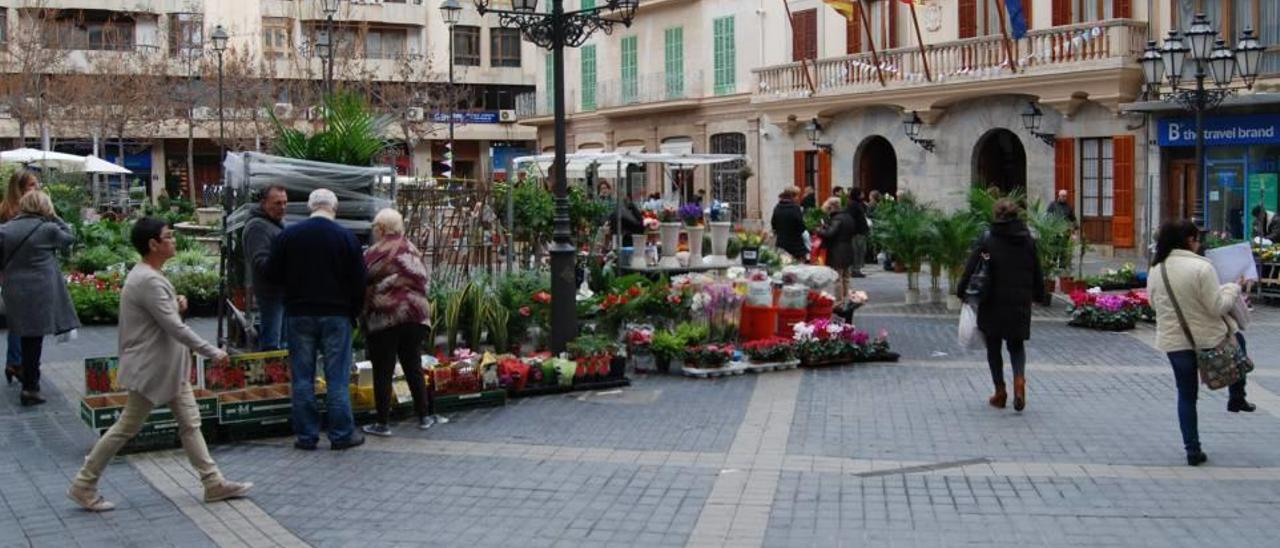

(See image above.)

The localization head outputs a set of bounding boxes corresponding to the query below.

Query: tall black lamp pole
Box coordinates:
[320,0,341,94]
[1139,13,1264,228]
[471,0,638,353]
[211,24,229,346]
[441,0,462,179]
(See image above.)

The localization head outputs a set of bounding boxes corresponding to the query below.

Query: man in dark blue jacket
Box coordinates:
[265,188,367,451]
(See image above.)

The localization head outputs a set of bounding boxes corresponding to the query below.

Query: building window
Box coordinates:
[1080,137,1114,217]
[453,25,480,66]
[262,18,292,58]
[1177,0,1279,77]
[364,28,406,59]
[713,16,735,96]
[791,9,816,62]
[0,11,8,45]
[664,26,684,99]
[621,35,638,104]
[169,13,203,56]
[490,28,521,67]
[581,44,596,111]
[710,133,747,220]
[963,0,1032,37]
[44,10,136,51]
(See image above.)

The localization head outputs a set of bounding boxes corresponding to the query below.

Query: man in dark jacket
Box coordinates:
[265,188,367,451]
[1046,190,1077,227]
[242,185,287,350]
[771,187,808,261]
[848,189,870,277]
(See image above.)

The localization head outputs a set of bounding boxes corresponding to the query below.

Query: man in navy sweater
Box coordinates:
[265,188,367,451]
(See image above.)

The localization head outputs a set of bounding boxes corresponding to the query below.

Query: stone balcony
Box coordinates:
[515,70,707,125]
[752,19,1149,119]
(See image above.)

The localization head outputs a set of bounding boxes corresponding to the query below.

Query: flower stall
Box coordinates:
[1067,288,1154,331]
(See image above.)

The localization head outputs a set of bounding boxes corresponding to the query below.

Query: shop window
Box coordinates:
[710,133,747,221]
[1080,137,1114,244]
[490,28,521,67]
[452,25,480,66]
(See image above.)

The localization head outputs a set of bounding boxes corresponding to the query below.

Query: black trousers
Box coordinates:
[20,336,43,392]
[984,334,1025,386]
[366,323,430,424]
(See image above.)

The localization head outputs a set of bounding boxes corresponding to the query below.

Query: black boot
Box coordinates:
[19,390,46,406]
[1186,451,1208,466]
[1227,398,1256,413]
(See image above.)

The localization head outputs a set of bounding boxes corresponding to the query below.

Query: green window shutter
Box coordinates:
[621,36,638,104]
[581,44,596,111]
[713,16,736,96]
[545,53,554,112]
[582,0,595,9]
[664,27,684,99]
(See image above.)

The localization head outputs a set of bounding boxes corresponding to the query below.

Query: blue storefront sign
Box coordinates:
[1158,114,1280,147]
[431,111,501,124]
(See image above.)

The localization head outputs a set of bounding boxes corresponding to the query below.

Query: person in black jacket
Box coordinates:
[771,187,808,262]
[265,188,368,451]
[957,199,1044,412]
[848,189,870,277]
[242,185,287,350]
[819,197,855,296]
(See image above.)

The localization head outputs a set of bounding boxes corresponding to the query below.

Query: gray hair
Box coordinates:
[308,188,338,212]
[371,208,405,238]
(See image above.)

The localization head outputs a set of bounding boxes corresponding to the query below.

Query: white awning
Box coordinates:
[511,151,747,180]
[598,145,646,179]
[659,140,693,156]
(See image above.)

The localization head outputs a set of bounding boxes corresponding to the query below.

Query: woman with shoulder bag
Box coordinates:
[956,199,1043,412]
[1,168,41,386]
[1147,219,1253,467]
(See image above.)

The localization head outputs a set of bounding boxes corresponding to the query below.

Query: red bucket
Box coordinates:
[806,302,834,322]
[740,305,778,342]
[777,308,807,339]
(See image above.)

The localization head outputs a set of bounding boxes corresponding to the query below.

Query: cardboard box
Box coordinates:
[80,389,218,431]
[433,389,507,413]
[216,384,293,424]
[204,350,290,391]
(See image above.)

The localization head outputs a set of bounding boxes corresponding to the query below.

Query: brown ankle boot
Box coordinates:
[989,383,1007,408]
[1013,376,1026,411]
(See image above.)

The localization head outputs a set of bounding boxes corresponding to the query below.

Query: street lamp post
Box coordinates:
[440,0,461,179]
[1139,13,1264,227]
[210,24,229,346]
[320,0,342,94]
[471,0,638,353]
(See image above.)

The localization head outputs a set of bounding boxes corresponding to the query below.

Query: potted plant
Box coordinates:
[872,194,932,304]
[685,343,735,370]
[737,229,765,266]
[650,330,684,373]
[656,204,681,268]
[1067,289,1141,331]
[706,201,732,266]
[679,203,706,267]
[926,210,982,311]
[567,334,618,381]
[741,337,796,364]
[1027,199,1072,305]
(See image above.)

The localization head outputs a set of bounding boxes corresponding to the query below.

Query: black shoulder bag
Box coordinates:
[964,232,992,303]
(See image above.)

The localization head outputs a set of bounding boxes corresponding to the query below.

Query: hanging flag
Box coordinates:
[822,0,855,20]
[1004,0,1028,39]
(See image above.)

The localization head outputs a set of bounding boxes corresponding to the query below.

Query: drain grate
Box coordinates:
[854,457,992,478]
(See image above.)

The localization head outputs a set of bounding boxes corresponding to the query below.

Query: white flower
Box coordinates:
[825,323,844,336]
[1086,287,1102,295]
[690,293,711,312]
[792,322,816,342]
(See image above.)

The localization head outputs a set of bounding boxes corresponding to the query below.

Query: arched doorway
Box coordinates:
[855,136,897,196]
[972,129,1027,195]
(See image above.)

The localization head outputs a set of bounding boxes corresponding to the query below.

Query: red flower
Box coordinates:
[667,294,682,304]
[619,296,629,305]
[627,286,642,297]
[518,306,531,317]
[532,291,552,304]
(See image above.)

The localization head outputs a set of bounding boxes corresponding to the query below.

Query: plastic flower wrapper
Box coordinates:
[747,269,770,282]
[625,324,654,347]
[643,216,660,232]
[708,200,730,223]
[689,292,711,314]
[642,198,664,213]
[807,290,835,307]
[847,290,869,305]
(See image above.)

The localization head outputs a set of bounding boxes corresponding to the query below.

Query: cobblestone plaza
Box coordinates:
[3,272,1280,547]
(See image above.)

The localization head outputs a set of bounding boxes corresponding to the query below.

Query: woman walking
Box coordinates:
[360,209,433,437]
[771,187,809,262]
[0,191,79,405]
[957,199,1043,412]
[1147,219,1253,466]
[819,197,855,298]
[69,218,251,511]
[1,169,41,385]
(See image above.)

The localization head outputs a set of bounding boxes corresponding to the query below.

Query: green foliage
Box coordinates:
[567,334,618,358]
[66,273,123,324]
[674,321,709,346]
[871,193,932,272]
[495,179,554,246]
[803,208,828,233]
[927,210,983,287]
[569,185,610,240]
[967,185,1028,226]
[270,91,391,166]
[493,269,551,348]
[1026,199,1073,277]
[68,245,136,274]
[650,330,685,362]
[163,250,219,310]
[42,175,89,226]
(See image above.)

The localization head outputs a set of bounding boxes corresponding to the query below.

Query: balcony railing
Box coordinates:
[596,70,704,110]
[516,90,579,119]
[754,19,1148,100]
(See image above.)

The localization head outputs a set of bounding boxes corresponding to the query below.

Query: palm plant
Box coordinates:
[928,210,983,291]
[1026,198,1073,279]
[270,91,391,166]
[872,193,931,274]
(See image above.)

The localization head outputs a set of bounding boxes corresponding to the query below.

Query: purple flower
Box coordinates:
[1096,295,1128,313]
[679,204,704,225]
[850,330,870,346]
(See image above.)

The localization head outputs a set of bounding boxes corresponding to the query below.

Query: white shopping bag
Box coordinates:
[958,303,982,349]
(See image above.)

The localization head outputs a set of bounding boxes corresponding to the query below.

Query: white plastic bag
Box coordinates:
[958,303,982,349]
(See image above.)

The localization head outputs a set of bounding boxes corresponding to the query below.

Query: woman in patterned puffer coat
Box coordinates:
[360,208,432,437]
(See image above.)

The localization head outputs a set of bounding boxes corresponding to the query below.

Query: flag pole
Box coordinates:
[857,0,886,86]
[992,0,1019,73]
[783,0,818,95]
[907,1,932,82]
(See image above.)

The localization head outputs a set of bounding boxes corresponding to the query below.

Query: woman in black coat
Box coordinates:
[957,199,1044,412]
[771,187,808,261]
[819,197,855,296]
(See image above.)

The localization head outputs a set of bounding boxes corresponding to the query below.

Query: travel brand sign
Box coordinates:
[1158,114,1280,147]
[431,111,501,124]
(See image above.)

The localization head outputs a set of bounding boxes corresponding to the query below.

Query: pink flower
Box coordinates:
[518,306,531,317]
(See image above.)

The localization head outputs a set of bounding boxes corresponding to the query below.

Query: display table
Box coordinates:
[620,260,741,276]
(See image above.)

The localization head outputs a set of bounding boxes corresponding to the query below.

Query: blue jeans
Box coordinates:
[256,293,286,351]
[287,316,355,446]
[6,332,20,366]
[1167,333,1248,455]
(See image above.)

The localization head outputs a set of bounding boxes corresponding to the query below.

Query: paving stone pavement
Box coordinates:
[5,281,1280,547]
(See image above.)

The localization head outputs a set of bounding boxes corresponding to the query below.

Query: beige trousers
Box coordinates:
[73,382,222,489]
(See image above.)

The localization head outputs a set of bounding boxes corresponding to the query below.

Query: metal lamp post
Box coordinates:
[901,111,935,152]
[440,0,461,179]
[1139,13,1264,226]
[320,0,341,94]
[210,24,230,346]
[1020,102,1056,147]
[471,0,638,353]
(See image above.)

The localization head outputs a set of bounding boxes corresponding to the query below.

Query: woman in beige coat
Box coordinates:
[68,218,252,511]
[1147,219,1253,467]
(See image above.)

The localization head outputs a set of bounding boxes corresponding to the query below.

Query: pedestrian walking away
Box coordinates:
[771,187,809,262]
[818,197,856,298]
[1146,219,1254,467]
[361,209,434,437]
[68,218,251,512]
[957,199,1043,412]
[0,190,80,406]
[242,184,288,350]
[265,188,367,451]
[0,168,41,386]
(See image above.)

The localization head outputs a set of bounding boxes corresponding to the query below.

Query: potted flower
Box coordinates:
[926,210,982,311]
[1067,288,1140,331]
[625,325,655,373]
[656,204,682,268]
[741,337,796,364]
[567,334,618,381]
[679,203,706,267]
[650,329,685,373]
[685,343,735,370]
[737,229,766,266]
[706,201,732,266]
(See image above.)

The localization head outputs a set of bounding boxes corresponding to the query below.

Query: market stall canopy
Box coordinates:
[512,150,747,180]
[0,148,133,174]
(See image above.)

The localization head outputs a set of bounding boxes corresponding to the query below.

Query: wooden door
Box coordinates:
[1165,160,1199,224]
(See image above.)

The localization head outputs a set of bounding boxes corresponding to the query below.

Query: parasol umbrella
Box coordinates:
[0,148,89,171]
[83,155,133,174]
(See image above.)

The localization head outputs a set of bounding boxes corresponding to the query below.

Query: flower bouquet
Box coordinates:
[709,201,731,223]
[834,290,868,322]
[657,204,680,224]
[1067,288,1143,331]
[679,203,704,227]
